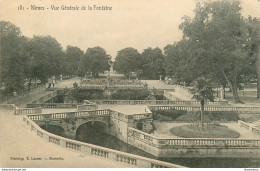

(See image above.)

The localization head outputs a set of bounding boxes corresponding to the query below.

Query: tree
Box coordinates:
[27,36,64,84]
[191,77,214,126]
[164,40,202,85]
[141,47,165,80]
[0,21,29,95]
[64,46,84,77]
[113,48,142,78]
[82,46,111,78]
[179,0,249,103]
[244,17,260,98]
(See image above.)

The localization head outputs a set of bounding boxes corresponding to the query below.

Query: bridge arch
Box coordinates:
[40,124,66,137]
[75,121,110,143]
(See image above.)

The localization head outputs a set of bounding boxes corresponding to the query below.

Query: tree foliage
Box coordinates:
[0,21,29,94]
[113,48,142,78]
[191,77,214,126]
[141,47,165,80]
[243,17,260,98]
[164,40,199,85]
[82,46,111,78]
[175,0,254,103]
[63,45,84,77]
[27,36,64,83]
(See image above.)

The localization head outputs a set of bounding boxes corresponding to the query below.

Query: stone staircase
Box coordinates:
[252,119,260,128]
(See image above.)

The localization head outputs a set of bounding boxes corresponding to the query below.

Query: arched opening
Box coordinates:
[75,121,156,159]
[40,124,66,137]
[76,121,110,146]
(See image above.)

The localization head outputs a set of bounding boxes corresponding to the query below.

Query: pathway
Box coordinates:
[18,78,81,108]
[141,80,175,90]
[141,80,192,100]
[0,109,128,168]
[0,77,130,168]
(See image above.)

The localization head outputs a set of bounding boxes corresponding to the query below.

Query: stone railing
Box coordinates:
[91,100,228,106]
[0,104,42,115]
[27,109,111,121]
[81,79,143,85]
[80,85,144,89]
[3,85,45,104]
[149,105,260,113]
[77,104,98,111]
[239,120,260,136]
[27,103,79,108]
[22,115,184,168]
[236,107,260,113]
[15,107,42,115]
[128,127,260,148]
[32,90,58,104]
[0,104,16,110]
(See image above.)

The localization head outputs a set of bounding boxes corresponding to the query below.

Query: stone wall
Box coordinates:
[23,115,184,168]
[127,127,260,158]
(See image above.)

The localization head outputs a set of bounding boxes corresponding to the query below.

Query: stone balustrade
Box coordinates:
[149,105,260,113]
[91,100,228,106]
[128,127,260,148]
[22,115,184,168]
[81,79,143,85]
[15,107,42,115]
[27,103,79,108]
[237,107,260,113]
[26,107,151,123]
[27,109,111,121]
[3,85,45,104]
[0,104,16,110]
[77,104,98,111]
[0,104,42,115]
[80,84,144,89]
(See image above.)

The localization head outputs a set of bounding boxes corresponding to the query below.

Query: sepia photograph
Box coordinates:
[0,0,260,169]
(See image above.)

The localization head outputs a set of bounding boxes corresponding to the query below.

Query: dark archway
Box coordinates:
[76,121,110,146]
[75,121,156,159]
[40,124,66,137]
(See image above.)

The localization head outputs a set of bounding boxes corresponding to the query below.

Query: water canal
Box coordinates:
[41,123,260,168]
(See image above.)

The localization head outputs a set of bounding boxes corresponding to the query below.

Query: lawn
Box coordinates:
[170,124,240,138]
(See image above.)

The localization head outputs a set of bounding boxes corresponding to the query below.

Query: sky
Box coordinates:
[0,0,260,60]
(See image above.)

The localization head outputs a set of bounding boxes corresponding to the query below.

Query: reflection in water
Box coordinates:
[42,123,260,168]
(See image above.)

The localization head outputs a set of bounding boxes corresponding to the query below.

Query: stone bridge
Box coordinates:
[27,107,153,141]
[28,109,111,139]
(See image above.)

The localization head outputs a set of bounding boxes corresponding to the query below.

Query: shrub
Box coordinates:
[204,111,238,121]
[155,95,165,100]
[152,109,187,120]
[170,124,240,138]
[111,89,149,100]
[71,89,104,102]
[152,109,239,122]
